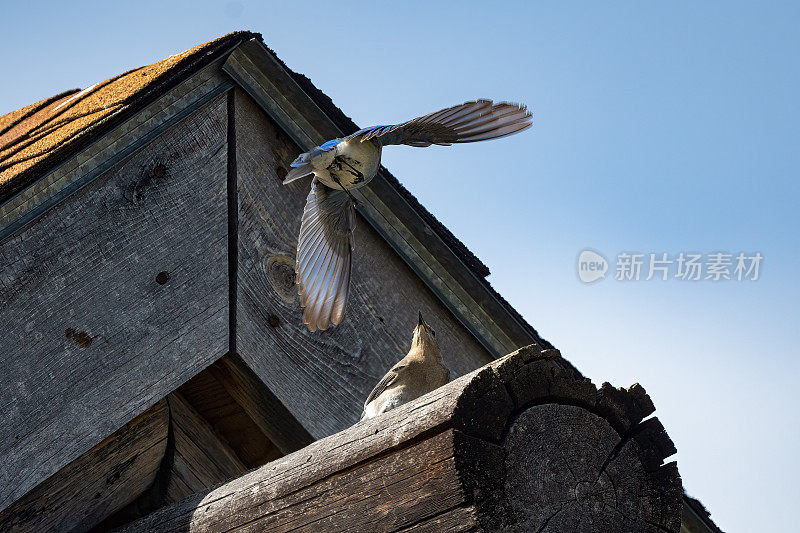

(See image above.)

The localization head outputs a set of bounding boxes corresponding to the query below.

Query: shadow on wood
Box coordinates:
[0,400,169,532]
[122,344,683,533]
[0,94,230,511]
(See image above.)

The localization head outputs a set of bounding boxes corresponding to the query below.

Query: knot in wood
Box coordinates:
[266,257,296,303]
[152,163,166,180]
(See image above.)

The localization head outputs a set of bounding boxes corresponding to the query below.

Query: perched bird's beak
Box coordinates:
[416,312,435,339]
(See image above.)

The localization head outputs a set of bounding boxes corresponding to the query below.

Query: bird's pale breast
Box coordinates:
[317,140,381,190]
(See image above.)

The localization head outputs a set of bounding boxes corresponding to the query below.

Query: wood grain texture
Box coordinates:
[394,506,479,532]
[119,344,682,533]
[207,352,313,454]
[503,404,678,532]
[233,88,493,439]
[0,94,229,511]
[125,429,477,533]
[177,364,283,468]
[163,393,248,504]
[0,399,168,532]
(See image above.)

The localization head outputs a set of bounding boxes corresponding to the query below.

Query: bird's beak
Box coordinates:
[418,311,425,328]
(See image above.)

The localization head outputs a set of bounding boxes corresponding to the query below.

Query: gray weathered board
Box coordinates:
[0,95,230,511]
[233,89,493,438]
[163,392,247,503]
[0,400,169,532]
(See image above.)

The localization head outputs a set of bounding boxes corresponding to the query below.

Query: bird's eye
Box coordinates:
[431,329,436,337]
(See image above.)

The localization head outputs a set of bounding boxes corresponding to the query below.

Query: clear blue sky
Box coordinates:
[2,2,798,530]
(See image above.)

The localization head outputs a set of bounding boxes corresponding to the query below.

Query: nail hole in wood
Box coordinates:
[156,271,170,285]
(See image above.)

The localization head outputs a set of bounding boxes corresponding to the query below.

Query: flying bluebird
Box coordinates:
[361,313,450,420]
[284,100,533,331]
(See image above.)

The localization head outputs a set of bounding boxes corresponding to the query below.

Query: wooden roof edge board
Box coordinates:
[122,344,683,532]
[682,494,725,533]
[0,59,234,245]
[222,38,550,356]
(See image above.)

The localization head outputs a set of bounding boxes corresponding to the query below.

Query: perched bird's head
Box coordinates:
[412,312,440,357]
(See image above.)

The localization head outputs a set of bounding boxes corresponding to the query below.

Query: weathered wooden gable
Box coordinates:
[0,93,230,511]
[0,32,544,527]
[232,88,493,438]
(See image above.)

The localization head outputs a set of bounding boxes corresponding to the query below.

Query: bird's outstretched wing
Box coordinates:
[296,179,355,331]
[346,100,532,147]
[361,364,406,419]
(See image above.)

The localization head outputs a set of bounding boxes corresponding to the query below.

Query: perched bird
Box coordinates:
[361,313,451,420]
[285,99,533,331]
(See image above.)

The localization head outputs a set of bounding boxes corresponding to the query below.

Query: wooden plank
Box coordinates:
[177,365,283,468]
[0,400,169,532]
[232,88,494,439]
[0,94,230,511]
[222,39,541,358]
[222,46,326,151]
[124,430,476,533]
[207,353,314,454]
[163,393,248,504]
